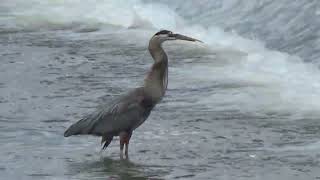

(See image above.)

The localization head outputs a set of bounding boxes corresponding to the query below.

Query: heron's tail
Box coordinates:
[64,118,96,137]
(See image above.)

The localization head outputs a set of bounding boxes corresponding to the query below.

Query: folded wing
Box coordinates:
[64,88,151,137]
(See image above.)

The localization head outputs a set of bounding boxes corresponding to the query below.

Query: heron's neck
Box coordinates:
[144,41,168,101]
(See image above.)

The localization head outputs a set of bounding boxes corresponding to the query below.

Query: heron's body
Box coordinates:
[64,30,201,158]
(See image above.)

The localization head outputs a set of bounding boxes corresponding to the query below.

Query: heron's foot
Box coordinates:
[124,150,129,159]
[120,145,129,159]
[125,142,129,157]
[120,153,129,160]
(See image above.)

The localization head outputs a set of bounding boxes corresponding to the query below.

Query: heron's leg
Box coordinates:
[124,143,129,158]
[120,142,124,159]
[119,132,126,159]
[124,132,132,158]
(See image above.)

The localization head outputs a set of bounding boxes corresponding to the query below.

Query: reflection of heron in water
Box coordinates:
[64,30,202,158]
[69,157,168,179]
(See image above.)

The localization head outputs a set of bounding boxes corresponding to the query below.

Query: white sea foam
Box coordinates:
[2,0,320,116]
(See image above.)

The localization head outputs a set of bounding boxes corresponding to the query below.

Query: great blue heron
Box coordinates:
[64,30,201,158]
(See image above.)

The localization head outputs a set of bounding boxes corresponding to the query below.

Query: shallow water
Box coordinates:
[1,1,320,179]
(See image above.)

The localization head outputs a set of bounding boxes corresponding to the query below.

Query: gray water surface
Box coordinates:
[0,28,319,180]
[1,1,320,179]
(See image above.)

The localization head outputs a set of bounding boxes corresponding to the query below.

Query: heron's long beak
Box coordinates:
[173,33,203,43]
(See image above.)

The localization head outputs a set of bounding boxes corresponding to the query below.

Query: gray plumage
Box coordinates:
[64,30,201,158]
[64,87,154,138]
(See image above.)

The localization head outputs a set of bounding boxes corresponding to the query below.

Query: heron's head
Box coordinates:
[151,30,202,44]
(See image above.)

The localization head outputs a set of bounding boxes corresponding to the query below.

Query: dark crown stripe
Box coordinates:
[155,30,172,35]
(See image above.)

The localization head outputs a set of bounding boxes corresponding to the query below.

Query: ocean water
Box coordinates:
[1,0,320,179]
